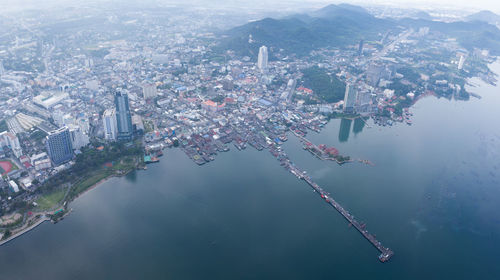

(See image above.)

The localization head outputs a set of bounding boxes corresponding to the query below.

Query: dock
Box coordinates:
[287,163,393,262]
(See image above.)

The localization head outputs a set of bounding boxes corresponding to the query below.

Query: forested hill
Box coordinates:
[217,3,500,57]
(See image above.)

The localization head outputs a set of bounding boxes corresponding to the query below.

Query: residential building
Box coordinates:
[257,45,268,71]
[46,127,73,165]
[103,108,117,141]
[0,131,22,158]
[458,55,466,70]
[142,83,157,100]
[114,91,133,141]
[68,125,89,150]
[343,84,358,113]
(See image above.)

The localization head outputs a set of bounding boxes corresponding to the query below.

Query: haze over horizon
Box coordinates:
[0,0,499,14]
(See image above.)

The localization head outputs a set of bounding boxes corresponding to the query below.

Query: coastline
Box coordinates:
[0,216,50,247]
[0,164,141,247]
[71,165,139,202]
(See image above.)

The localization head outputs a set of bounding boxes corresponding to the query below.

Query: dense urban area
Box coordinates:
[0,2,498,259]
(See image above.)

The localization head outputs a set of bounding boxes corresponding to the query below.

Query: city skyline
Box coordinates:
[0,0,499,278]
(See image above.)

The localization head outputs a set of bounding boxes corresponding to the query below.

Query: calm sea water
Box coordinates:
[1,63,500,279]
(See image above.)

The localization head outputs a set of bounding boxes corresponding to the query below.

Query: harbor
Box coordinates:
[142,112,393,262]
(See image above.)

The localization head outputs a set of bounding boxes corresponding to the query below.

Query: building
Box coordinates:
[418,27,430,37]
[33,91,69,109]
[52,110,65,127]
[458,55,466,70]
[9,180,19,193]
[34,158,51,171]
[0,131,23,158]
[103,108,117,141]
[358,40,364,56]
[366,64,384,87]
[77,117,90,134]
[202,100,225,113]
[343,84,358,113]
[0,60,5,76]
[142,83,157,100]
[257,45,268,71]
[68,125,89,150]
[85,79,99,91]
[355,91,374,114]
[132,114,145,135]
[30,152,48,165]
[114,91,133,141]
[46,127,73,165]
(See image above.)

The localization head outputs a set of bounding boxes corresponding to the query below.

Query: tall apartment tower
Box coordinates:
[0,60,5,77]
[103,108,117,141]
[343,84,358,113]
[358,40,364,56]
[114,91,133,141]
[257,45,268,71]
[458,55,466,70]
[142,83,157,100]
[46,127,73,165]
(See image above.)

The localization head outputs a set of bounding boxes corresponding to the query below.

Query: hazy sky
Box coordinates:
[0,0,498,14]
[313,0,499,13]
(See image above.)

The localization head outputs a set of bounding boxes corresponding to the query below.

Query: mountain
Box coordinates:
[310,3,370,18]
[218,4,395,57]
[466,10,500,25]
[399,18,500,54]
[413,11,433,20]
[218,4,500,57]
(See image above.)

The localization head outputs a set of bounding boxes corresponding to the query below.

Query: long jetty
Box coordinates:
[287,163,393,262]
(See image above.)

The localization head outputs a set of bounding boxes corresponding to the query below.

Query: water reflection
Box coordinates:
[125,170,137,182]
[338,118,352,142]
[352,117,367,135]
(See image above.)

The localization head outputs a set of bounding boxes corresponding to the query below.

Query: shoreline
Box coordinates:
[0,164,141,247]
[71,166,139,202]
[0,216,50,247]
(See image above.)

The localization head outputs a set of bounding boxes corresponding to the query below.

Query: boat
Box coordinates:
[144,155,160,164]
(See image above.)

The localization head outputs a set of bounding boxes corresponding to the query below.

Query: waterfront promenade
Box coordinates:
[0,215,50,247]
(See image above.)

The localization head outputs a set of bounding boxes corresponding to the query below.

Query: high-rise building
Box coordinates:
[257,45,268,71]
[458,55,466,70]
[142,83,157,100]
[46,127,73,165]
[68,125,89,150]
[366,64,384,87]
[114,91,133,141]
[343,84,358,113]
[0,60,5,76]
[0,131,22,158]
[103,108,117,141]
[358,40,364,56]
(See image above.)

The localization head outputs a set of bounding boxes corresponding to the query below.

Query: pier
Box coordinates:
[287,163,393,262]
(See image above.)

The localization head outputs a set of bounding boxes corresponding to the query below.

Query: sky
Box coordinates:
[0,0,498,14]
[305,0,499,13]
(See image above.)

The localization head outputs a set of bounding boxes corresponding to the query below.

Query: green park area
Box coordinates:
[35,189,66,211]
[35,141,143,209]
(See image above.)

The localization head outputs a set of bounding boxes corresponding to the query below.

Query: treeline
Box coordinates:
[38,141,143,193]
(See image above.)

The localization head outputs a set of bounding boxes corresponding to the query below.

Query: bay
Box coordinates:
[1,62,500,279]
